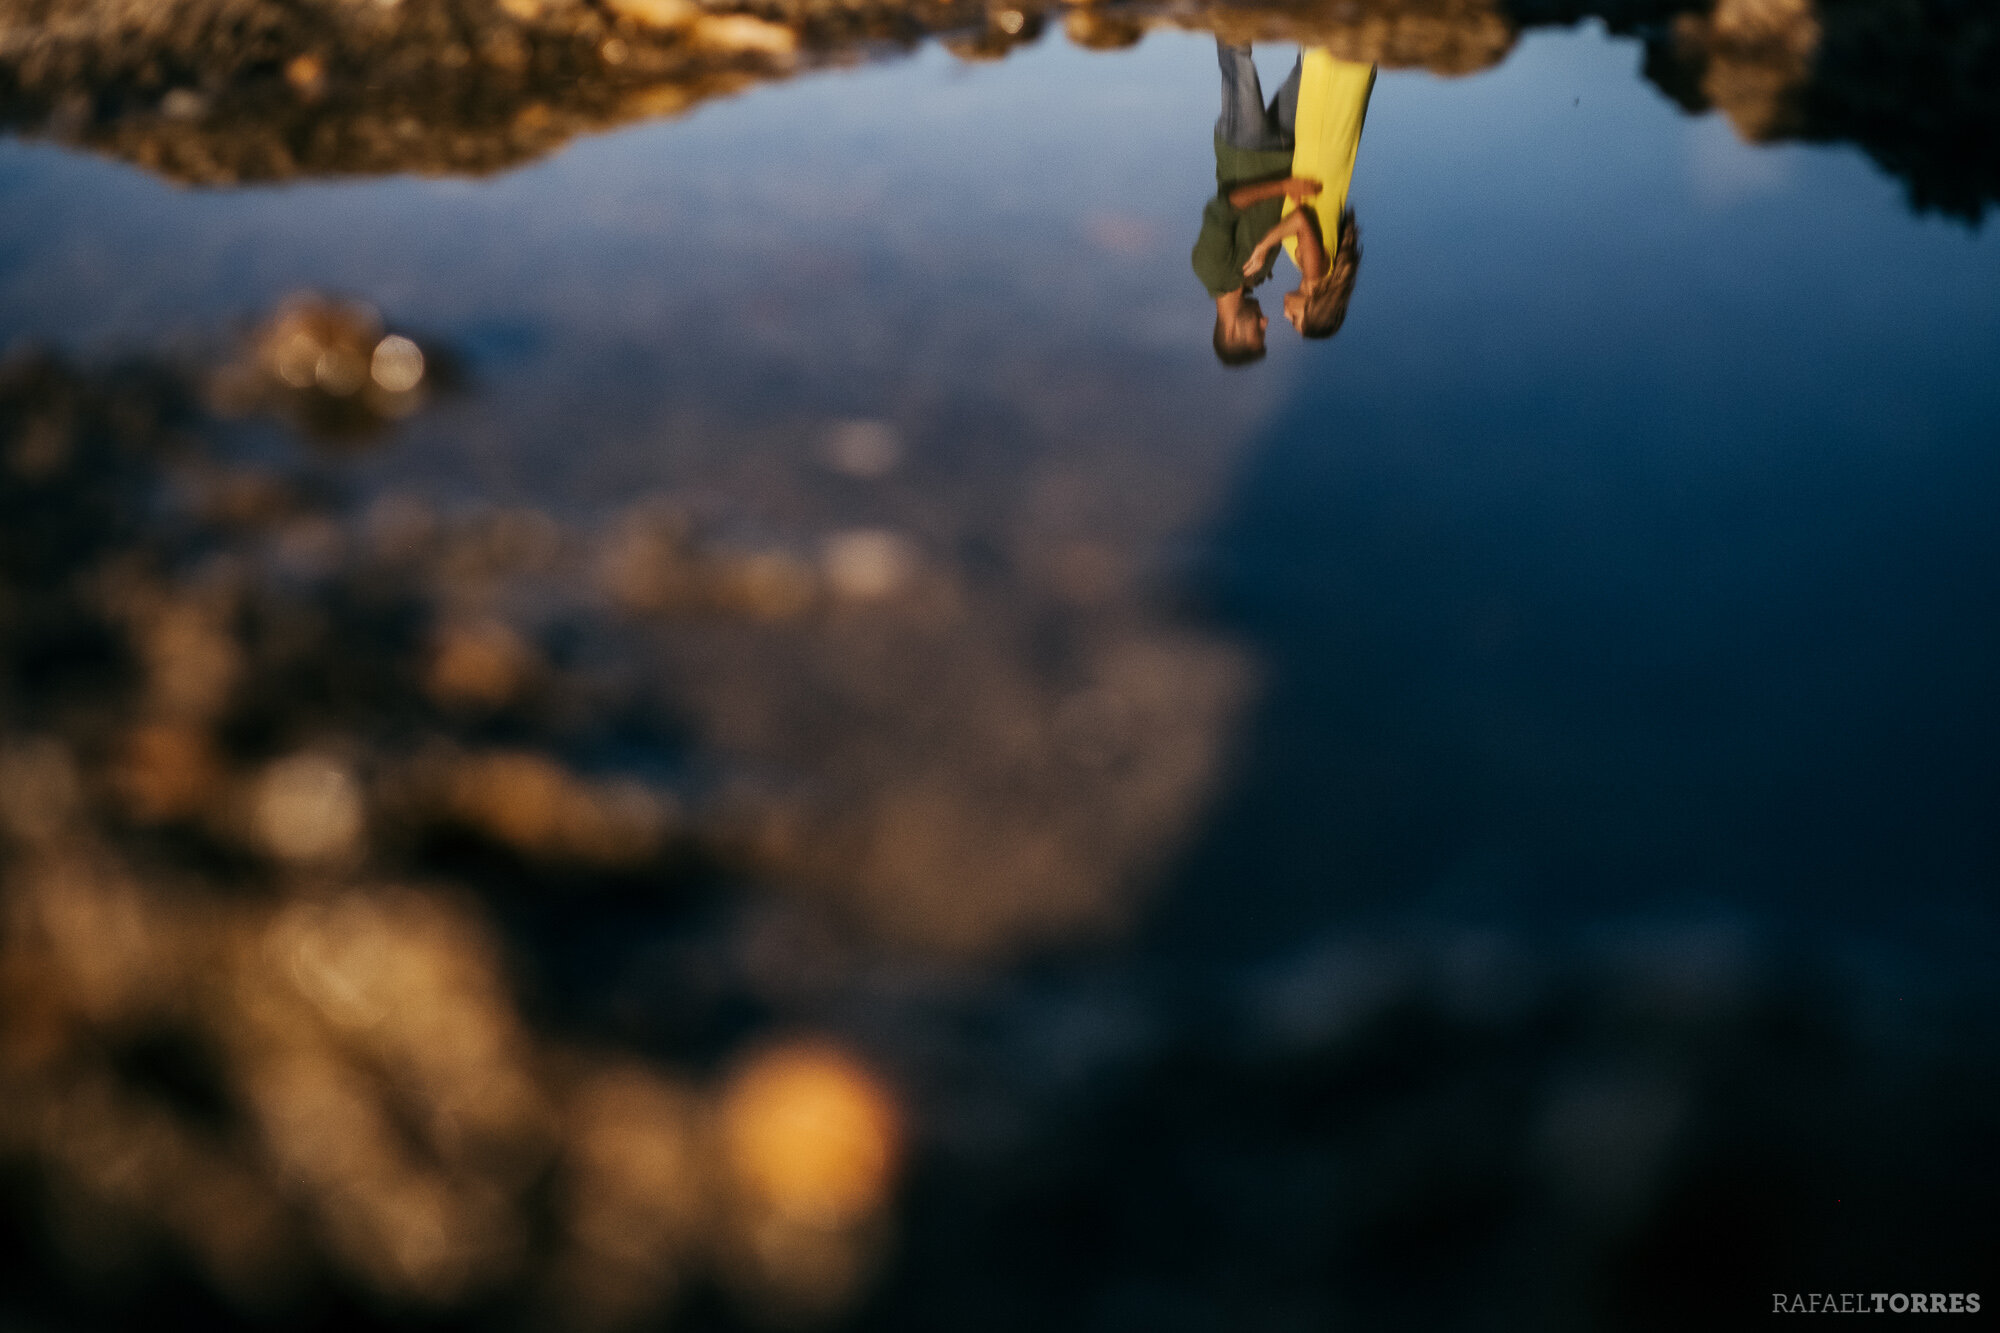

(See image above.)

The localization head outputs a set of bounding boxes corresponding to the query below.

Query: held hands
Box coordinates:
[1242,206,1311,277]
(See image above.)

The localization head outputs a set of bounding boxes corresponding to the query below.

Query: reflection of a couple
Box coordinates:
[1193,41,1375,365]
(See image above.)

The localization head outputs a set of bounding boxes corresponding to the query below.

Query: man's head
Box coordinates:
[1286,211,1362,341]
[1212,293,1268,367]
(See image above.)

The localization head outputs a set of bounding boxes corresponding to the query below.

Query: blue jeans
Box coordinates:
[1216,41,1301,153]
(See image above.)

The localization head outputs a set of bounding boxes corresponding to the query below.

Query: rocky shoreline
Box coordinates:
[3,0,1995,217]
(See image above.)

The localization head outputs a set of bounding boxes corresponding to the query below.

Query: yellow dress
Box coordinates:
[1281,52,1377,268]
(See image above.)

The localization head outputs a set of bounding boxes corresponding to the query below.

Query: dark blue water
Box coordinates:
[1171,81,2000,951]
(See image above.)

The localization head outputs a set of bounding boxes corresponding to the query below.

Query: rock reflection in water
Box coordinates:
[4,288,1993,1327]
[2,0,1995,218]
[0,303,1247,1324]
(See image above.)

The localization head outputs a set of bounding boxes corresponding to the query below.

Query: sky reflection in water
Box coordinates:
[1,20,1997,1330]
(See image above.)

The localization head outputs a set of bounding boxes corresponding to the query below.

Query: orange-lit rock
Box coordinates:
[690,13,799,56]
[254,753,366,864]
[135,595,243,723]
[721,1041,900,1228]
[441,750,673,865]
[606,0,699,28]
[426,620,539,709]
[549,1065,706,1325]
[283,53,325,98]
[0,738,82,846]
[115,721,226,822]
[257,295,383,396]
[822,529,916,602]
[1064,8,1144,49]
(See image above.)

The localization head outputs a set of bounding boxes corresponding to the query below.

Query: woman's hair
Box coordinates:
[1299,210,1361,341]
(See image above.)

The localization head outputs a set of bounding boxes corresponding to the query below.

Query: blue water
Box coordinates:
[1166,32,2000,958]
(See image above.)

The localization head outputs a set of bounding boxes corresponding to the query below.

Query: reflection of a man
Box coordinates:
[1192,41,1322,366]
[1193,44,1375,359]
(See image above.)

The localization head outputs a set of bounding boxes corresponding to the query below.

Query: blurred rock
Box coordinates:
[718,1042,900,1321]
[1063,8,1144,50]
[821,528,915,601]
[0,739,82,845]
[426,618,541,709]
[549,1065,706,1328]
[214,292,439,441]
[722,1041,900,1229]
[429,748,677,865]
[821,419,901,479]
[255,753,367,864]
[114,720,226,823]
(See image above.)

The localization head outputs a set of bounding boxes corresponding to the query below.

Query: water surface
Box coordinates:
[1,17,1995,1330]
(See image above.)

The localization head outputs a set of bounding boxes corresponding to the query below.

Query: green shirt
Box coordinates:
[1190,137,1294,298]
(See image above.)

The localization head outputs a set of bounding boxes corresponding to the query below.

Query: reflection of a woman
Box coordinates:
[1191,41,1322,366]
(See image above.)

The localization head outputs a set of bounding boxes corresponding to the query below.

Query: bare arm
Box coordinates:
[1290,206,1330,285]
[1225,176,1323,210]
